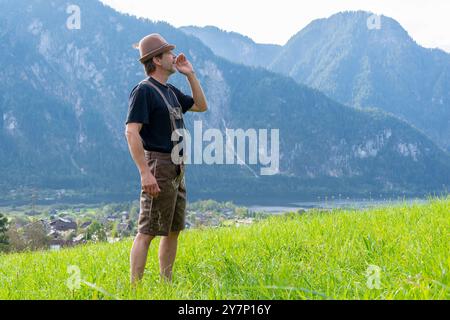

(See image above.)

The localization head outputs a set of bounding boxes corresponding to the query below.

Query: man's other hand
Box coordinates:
[141,170,160,198]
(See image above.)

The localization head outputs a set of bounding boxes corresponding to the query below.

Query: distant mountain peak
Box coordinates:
[180,25,282,67]
[181,25,260,46]
[287,10,415,47]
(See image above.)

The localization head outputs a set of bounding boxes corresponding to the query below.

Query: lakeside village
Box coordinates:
[0,199,284,253]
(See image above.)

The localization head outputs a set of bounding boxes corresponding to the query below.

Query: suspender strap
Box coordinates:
[141,79,186,165]
[141,79,184,132]
[142,80,175,114]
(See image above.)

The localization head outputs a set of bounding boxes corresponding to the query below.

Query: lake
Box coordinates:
[243,197,432,214]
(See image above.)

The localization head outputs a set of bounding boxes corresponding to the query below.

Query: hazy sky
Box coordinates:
[100,0,450,52]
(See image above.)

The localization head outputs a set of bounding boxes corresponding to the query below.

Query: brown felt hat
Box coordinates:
[133,33,175,64]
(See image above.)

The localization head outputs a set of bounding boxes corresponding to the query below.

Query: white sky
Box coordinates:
[100,0,450,52]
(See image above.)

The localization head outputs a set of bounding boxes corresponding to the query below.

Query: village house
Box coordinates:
[120,211,129,221]
[117,222,131,234]
[48,230,72,250]
[103,214,117,223]
[72,233,86,245]
[50,217,77,231]
[223,210,234,218]
[80,221,92,229]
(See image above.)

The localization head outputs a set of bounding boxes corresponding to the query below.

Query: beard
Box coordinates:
[168,66,176,75]
[163,61,176,75]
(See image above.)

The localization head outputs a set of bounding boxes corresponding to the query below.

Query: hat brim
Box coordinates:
[139,44,176,63]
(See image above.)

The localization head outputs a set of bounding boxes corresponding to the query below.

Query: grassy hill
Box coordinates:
[0,196,449,300]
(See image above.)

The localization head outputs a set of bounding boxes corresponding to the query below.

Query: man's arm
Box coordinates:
[125,123,160,197]
[175,53,208,113]
[186,72,208,113]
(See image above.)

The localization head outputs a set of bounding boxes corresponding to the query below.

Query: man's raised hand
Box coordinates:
[175,53,194,76]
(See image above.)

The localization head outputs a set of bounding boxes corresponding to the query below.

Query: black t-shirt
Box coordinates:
[126,76,194,154]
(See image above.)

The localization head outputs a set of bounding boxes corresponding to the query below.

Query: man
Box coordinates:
[125,33,207,285]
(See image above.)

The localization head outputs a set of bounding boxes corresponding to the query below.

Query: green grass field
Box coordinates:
[0,196,449,300]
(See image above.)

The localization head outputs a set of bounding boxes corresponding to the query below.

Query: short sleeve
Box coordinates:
[168,85,195,114]
[126,84,150,124]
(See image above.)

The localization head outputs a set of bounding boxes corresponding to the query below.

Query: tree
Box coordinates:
[235,207,249,218]
[0,213,9,252]
[23,221,50,250]
[86,221,107,242]
[110,222,119,239]
[6,225,27,252]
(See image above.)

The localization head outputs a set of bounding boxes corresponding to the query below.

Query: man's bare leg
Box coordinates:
[159,231,180,282]
[130,233,155,285]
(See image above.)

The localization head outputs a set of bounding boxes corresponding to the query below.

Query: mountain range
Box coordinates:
[181,12,450,153]
[0,0,449,203]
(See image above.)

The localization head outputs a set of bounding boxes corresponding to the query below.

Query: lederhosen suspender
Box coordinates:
[141,79,186,147]
[141,79,186,186]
